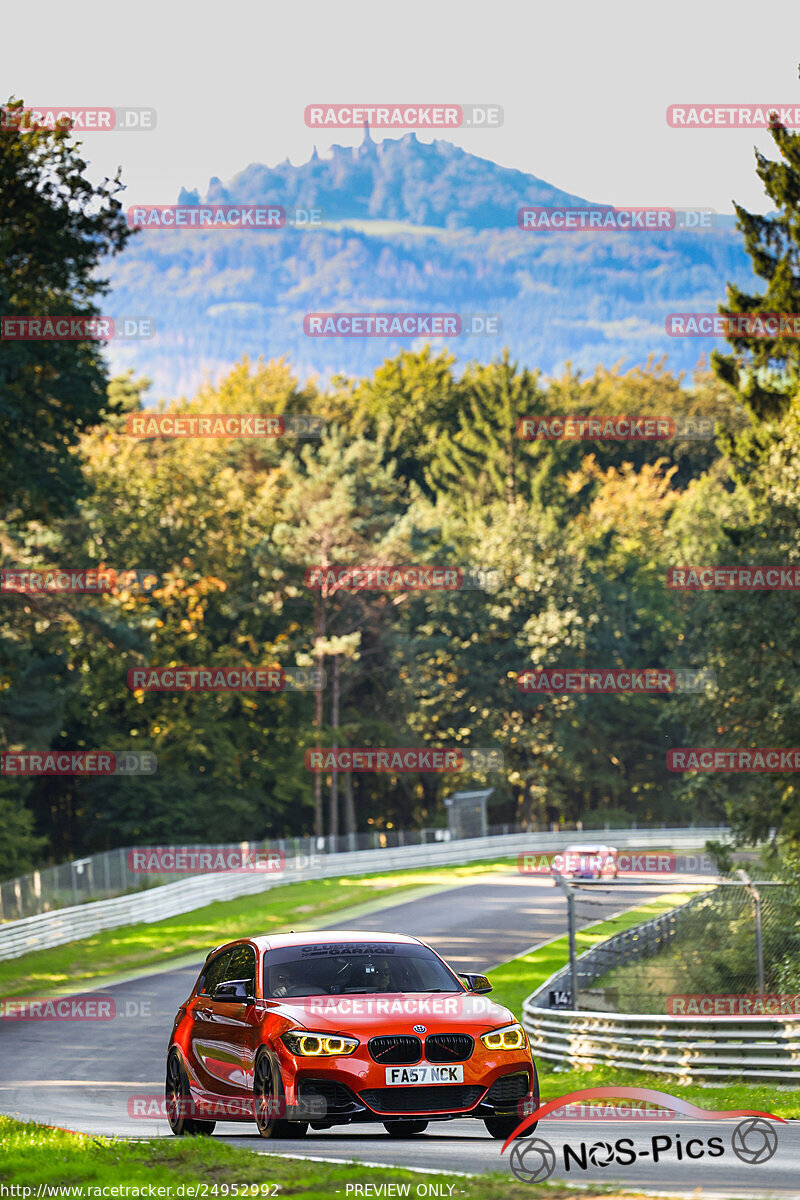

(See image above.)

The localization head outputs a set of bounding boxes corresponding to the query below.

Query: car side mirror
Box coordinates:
[459,973,492,994]
[213,980,253,1002]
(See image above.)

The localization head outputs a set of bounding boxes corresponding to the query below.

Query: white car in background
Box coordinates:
[560,843,618,879]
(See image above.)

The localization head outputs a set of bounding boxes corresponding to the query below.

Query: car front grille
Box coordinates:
[424,1033,474,1062]
[485,1071,530,1105]
[368,1035,422,1064]
[359,1085,484,1114]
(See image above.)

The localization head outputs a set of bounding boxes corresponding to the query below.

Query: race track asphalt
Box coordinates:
[1,870,796,1197]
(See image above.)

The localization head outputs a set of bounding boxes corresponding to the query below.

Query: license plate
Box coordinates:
[384,1064,464,1085]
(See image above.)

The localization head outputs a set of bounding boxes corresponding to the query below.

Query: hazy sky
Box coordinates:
[3,0,800,213]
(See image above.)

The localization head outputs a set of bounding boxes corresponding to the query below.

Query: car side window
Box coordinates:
[223,944,257,994]
[198,949,233,996]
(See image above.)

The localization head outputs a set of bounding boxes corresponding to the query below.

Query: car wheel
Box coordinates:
[166,1050,216,1137]
[383,1120,428,1136]
[483,1114,527,1140]
[253,1050,308,1139]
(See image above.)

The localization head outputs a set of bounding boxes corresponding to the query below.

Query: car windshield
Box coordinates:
[263,941,462,998]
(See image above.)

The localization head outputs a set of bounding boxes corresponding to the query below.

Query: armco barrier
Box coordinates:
[521,887,800,1083]
[0,827,722,961]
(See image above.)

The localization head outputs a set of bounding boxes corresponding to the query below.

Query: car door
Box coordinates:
[201,943,259,1111]
[189,948,234,1102]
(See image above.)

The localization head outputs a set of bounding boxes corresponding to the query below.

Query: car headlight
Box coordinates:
[281,1030,359,1056]
[480,1022,527,1051]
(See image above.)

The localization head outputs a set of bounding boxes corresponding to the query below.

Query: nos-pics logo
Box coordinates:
[504,1089,782,1182]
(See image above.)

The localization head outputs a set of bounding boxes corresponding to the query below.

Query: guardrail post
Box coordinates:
[552,872,578,1010]
[737,868,765,994]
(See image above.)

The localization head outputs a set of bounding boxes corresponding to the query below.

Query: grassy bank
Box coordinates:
[0,1115,682,1198]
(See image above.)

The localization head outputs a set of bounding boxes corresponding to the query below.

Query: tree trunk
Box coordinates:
[328,652,340,841]
[343,766,356,839]
[521,779,534,830]
[313,595,326,839]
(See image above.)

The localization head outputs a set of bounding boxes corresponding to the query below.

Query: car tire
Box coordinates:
[383,1120,428,1136]
[483,1114,528,1140]
[274,1120,309,1139]
[253,1050,308,1139]
[484,1065,540,1140]
[166,1050,216,1137]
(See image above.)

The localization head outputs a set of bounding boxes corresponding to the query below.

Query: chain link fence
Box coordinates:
[577,875,800,1013]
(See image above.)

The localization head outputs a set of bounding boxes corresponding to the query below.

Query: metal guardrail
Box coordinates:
[0,827,721,962]
[0,820,674,921]
[521,888,800,1082]
[0,830,462,922]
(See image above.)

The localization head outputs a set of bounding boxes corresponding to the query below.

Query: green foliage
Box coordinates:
[4,69,800,866]
[0,97,133,520]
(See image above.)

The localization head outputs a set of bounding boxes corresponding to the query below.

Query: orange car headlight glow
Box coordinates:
[281,1030,359,1057]
[480,1022,527,1051]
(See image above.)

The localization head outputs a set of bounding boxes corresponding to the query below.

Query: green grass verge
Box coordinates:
[535,1063,800,1118]
[485,889,800,1119]
[0,1115,681,1198]
[0,859,518,999]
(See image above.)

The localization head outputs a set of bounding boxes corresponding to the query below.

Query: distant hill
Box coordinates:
[107,130,754,399]
[177,128,592,229]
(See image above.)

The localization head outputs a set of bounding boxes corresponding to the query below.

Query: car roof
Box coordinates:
[245,930,425,952]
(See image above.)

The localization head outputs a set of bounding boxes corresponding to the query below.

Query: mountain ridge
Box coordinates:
[109,132,753,398]
[176,129,596,230]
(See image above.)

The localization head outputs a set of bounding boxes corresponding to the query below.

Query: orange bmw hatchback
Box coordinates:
[166,930,538,1139]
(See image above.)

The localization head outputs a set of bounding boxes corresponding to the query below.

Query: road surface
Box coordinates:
[1,871,796,1197]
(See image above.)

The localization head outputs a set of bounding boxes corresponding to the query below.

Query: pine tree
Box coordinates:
[713,70,800,421]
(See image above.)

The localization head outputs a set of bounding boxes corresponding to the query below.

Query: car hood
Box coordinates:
[256,991,516,1033]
